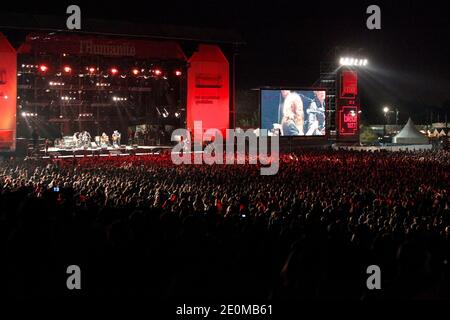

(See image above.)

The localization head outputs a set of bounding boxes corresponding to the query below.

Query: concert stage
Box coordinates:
[35,145,173,158]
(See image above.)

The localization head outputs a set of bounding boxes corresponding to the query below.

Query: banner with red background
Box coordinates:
[187,45,229,140]
[340,71,358,98]
[18,33,186,60]
[338,106,359,136]
[337,70,359,140]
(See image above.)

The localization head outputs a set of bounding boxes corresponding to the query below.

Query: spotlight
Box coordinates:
[175,112,181,118]
[63,66,72,73]
[110,68,119,75]
[132,69,140,76]
[39,64,48,72]
[21,112,26,117]
[154,69,162,76]
[88,67,96,73]
[175,70,182,76]
[339,57,369,67]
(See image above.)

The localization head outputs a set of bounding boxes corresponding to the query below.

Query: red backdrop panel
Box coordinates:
[340,71,358,98]
[338,106,359,136]
[0,33,17,151]
[187,45,229,140]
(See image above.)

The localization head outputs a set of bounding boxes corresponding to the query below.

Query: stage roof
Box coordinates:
[0,12,245,46]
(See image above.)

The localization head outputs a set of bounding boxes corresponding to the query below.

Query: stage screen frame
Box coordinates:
[259,88,327,138]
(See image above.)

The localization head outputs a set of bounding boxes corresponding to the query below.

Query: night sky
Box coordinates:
[1,0,449,124]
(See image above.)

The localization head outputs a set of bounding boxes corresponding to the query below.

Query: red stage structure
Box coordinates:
[0,31,235,151]
[187,45,230,139]
[0,33,17,152]
[337,70,360,139]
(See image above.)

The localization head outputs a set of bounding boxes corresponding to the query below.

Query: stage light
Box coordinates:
[132,69,140,75]
[39,64,48,72]
[110,68,118,75]
[339,57,369,67]
[383,107,390,114]
[88,67,96,73]
[154,69,162,76]
[21,112,37,117]
[63,66,72,73]
[175,70,182,76]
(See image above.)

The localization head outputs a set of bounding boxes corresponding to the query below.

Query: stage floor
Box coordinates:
[36,145,173,158]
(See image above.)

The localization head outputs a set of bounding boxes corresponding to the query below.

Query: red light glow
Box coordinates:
[39,65,48,72]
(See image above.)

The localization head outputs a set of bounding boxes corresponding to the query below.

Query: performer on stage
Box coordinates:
[112,130,121,148]
[73,132,80,148]
[81,131,92,148]
[101,132,109,147]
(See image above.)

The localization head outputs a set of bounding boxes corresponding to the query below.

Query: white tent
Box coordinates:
[392,118,428,144]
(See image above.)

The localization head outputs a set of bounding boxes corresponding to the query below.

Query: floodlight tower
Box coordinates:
[313,47,368,143]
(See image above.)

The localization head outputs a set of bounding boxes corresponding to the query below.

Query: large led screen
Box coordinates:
[261,89,326,136]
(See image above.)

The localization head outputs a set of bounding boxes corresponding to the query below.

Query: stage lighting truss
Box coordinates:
[21,112,38,117]
[17,55,186,136]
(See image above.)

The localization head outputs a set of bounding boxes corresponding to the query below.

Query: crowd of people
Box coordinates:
[0,149,449,299]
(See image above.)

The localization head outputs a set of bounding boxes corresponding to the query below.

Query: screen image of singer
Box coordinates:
[260,89,326,137]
